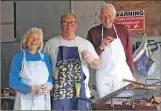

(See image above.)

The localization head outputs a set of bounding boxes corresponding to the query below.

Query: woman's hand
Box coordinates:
[41,82,53,94]
[30,85,43,95]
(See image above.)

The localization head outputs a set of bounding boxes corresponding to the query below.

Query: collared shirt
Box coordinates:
[87,23,135,76]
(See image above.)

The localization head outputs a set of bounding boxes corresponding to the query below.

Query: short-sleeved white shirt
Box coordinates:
[44,35,99,98]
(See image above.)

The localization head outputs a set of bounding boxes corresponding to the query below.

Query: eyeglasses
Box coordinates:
[61,21,76,26]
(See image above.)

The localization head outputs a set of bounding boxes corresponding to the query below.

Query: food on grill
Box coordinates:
[128,84,156,90]
[144,86,156,90]
[1,88,16,97]
[3,92,10,96]
[130,84,144,89]
[122,93,161,106]
[122,99,156,106]
[122,99,149,106]
[95,79,161,110]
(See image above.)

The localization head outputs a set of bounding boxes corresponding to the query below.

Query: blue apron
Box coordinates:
[52,46,88,110]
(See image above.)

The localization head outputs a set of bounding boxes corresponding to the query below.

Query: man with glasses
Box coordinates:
[44,13,100,110]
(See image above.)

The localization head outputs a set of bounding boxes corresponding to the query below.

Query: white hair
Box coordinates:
[98,2,116,19]
[20,27,44,51]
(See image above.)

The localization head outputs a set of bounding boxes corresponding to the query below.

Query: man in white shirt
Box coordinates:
[44,13,100,110]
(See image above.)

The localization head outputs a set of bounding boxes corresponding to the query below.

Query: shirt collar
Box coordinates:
[24,48,39,55]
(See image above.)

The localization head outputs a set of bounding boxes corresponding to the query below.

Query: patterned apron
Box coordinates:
[52,46,88,110]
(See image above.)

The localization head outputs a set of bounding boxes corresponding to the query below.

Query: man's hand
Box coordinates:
[99,36,114,50]
[30,85,43,95]
[81,50,94,64]
[41,82,53,94]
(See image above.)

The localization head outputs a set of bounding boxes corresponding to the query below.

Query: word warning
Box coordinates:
[115,10,145,30]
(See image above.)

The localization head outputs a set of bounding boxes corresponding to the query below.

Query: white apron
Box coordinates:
[96,25,133,99]
[13,50,51,110]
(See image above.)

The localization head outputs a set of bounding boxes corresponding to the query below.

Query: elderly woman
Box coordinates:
[9,27,53,110]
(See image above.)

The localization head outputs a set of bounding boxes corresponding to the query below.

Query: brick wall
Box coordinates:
[107,1,161,37]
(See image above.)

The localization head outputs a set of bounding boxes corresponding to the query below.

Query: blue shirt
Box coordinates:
[9,49,53,94]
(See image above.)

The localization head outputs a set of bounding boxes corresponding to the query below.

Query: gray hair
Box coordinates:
[20,27,44,51]
[99,2,116,19]
[61,13,77,23]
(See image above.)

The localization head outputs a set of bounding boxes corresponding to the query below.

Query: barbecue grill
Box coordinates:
[79,79,161,110]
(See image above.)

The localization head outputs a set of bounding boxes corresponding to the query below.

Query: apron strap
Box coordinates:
[22,50,26,62]
[112,25,119,39]
[38,50,44,61]
[101,25,104,43]
[20,50,27,78]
